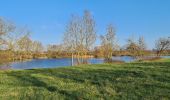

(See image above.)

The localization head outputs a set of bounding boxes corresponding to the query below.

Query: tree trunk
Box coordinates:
[71,52,74,66]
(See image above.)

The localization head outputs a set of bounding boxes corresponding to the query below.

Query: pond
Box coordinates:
[0,56,134,70]
[161,56,170,58]
[0,56,169,70]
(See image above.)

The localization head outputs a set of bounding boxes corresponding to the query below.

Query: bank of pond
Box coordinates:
[0,56,170,70]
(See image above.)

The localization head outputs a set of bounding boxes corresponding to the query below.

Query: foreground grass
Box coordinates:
[0,59,170,100]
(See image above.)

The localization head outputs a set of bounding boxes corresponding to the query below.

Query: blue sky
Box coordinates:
[0,0,170,49]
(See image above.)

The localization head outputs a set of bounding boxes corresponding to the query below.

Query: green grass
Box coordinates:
[0,59,170,100]
[152,58,170,62]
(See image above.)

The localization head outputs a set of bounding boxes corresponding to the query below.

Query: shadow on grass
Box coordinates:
[7,72,58,92]
[5,62,170,99]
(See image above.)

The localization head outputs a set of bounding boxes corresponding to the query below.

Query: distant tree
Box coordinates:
[47,44,63,58]
[32,41,43,53]
[138,36,147,56]
[0,17,15,47]
[138,36,147,50]
[17,32,32,53]
[126,36,140,57]
[93,46,104,58]
[47,44,63,52]
[100,24,116,61]
[155,37,170,56]
[4,27,29,52]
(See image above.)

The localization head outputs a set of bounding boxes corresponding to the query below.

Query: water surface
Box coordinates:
[1,56,169,70]
[9,56,134,69]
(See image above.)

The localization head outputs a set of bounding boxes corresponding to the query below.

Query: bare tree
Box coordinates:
[138,36,147,50]
[138,36,147,56]
[17,32,32,53]
[100,24,116,61]
[63,11,96,65]
[4,27,28,52]
[47,44,63,58]
[126,36,140,57]
[155,37,170,56]
[32,41,43,53]
[0,17,15,47]
[52,44,63,52]
[83,10,96,51]
[93,46,104,58]
[81,10,96,63]
[0,17,16,63]
[63,15,82,65]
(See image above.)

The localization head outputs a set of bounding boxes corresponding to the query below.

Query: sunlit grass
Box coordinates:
[0,60,170,100]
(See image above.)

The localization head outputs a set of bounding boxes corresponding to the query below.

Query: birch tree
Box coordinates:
[63,11,96,65]
[83,10,96,51]
[63,15,82,65]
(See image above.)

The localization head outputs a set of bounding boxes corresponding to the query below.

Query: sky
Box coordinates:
[0,0,170,49]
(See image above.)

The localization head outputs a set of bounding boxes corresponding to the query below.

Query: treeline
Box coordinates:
[0,10,170,64]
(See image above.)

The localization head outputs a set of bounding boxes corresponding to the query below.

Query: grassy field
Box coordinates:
[0,59,170,100]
